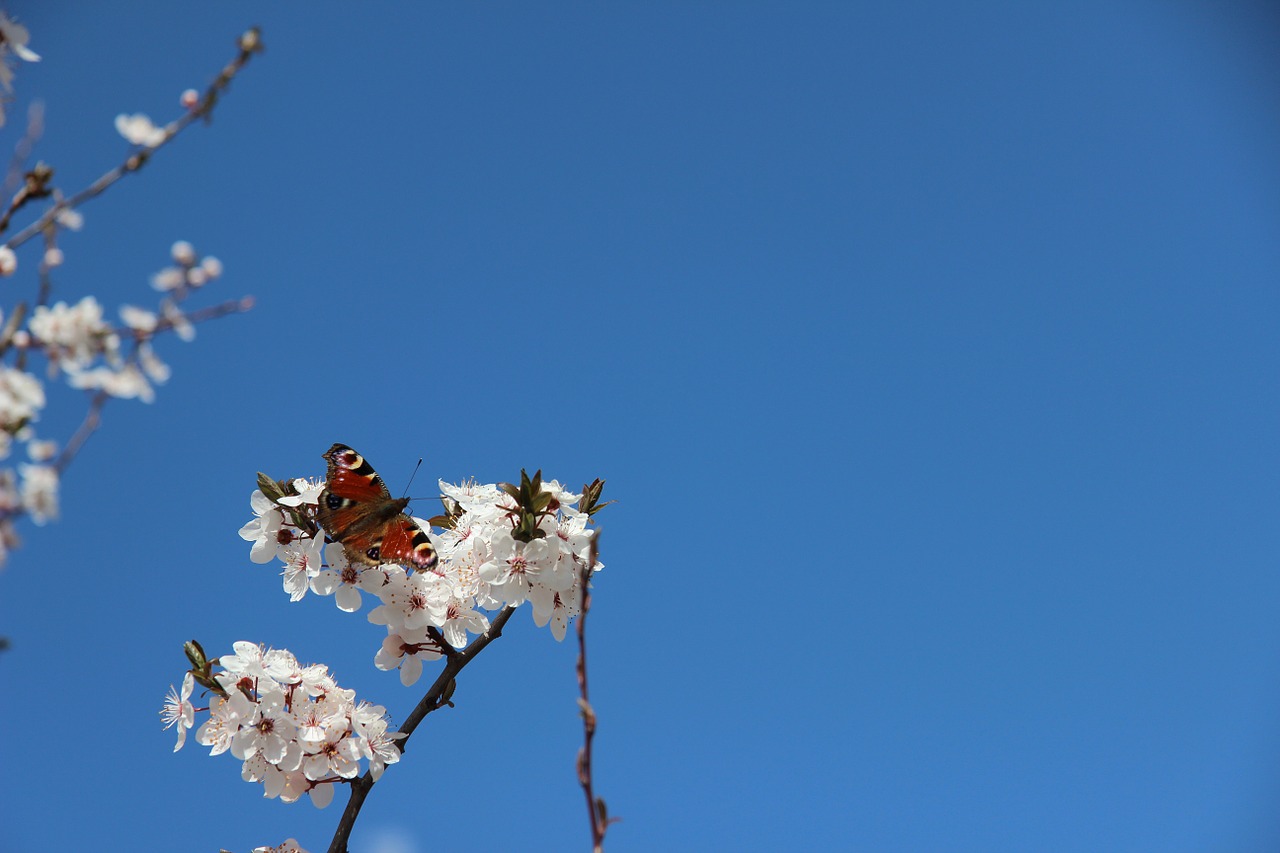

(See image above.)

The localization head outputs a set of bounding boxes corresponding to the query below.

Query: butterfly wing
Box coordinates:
[316,443,437,571]
[374,513,439,572]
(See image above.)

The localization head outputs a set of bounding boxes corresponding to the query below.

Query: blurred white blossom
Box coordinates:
[114,112,166,147]
[55,207,83,231]
[28,296,114,370]
[18,463,57,523]
[26,439,55,462]
[0,367,45,429]
[0,13,38,127]
[119,305,158,333]
[67,364,154,402]
[170,240,195,265]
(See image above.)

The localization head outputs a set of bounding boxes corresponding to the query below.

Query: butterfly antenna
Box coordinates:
[401,457,424,499]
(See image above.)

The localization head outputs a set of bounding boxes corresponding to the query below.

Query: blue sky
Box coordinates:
[2,2,1279,851]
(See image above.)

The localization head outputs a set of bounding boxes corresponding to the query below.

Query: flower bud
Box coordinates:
[239,28,262,53]
[201,255,223,279]
[170,240,196,265]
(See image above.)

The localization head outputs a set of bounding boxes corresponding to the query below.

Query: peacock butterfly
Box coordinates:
[316,443,438,572]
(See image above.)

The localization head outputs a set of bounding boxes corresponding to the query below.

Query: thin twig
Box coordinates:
[2,101,44,201]
[0,158,52,235]
[33,232,54,308]
[3,27,263,251]
[53,390,107,475]
[148,294,255,337]
[327,605,518,853]
[576,531,612,852]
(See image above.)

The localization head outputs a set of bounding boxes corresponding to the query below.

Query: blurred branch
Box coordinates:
[327,605,518,853]
[53,389,107,476]
[2,27,264,249]
[49,295,255,477]
[3,101,44,200]
[0,159,51,235]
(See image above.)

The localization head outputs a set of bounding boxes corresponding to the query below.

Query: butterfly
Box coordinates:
[316,443,438,572]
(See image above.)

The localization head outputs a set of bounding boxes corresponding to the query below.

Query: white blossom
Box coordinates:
[160,672,196,752]
[119,305,158,333]
[0,368,45,427]
[18,463,57,523]
[67,364,154,402]
[253,840,310,853]
[239,490,288,564]
[201,255,223,279]
[138,343,171,383]
[115,112,166,147]
[0,13,38,127]
[170,240,196,265]
[28,297,112,370]
[26,439,55,462]
[0,13,39,66]
[55,207,83,231]
[150,266,185,291]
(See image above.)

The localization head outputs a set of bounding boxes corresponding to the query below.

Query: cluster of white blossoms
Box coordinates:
[239,474,603,686]
[0,237,225,564]
[0,11,253,570]
[162,642,402,810]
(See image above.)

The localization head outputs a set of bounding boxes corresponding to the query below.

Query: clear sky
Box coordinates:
[2,3,1279,851]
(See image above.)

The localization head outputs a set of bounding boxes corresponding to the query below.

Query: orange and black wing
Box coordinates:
[316,443,437,570]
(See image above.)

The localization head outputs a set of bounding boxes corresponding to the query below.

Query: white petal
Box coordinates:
[309,782,335,809]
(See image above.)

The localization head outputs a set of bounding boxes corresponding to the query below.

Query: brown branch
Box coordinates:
[53,390,107,475]
[2,27,263,252]
[327,605,518,853]
[576,531,613,851]
[0,161,53,236]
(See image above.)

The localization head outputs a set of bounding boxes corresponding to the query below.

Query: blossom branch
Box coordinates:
[46,295,253,476]
[0,291,256,526]
[2,27,263,249]
[576,532,613,851]
[0,292,254,514]
[143,293,255,338]
[327,605,518,853]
